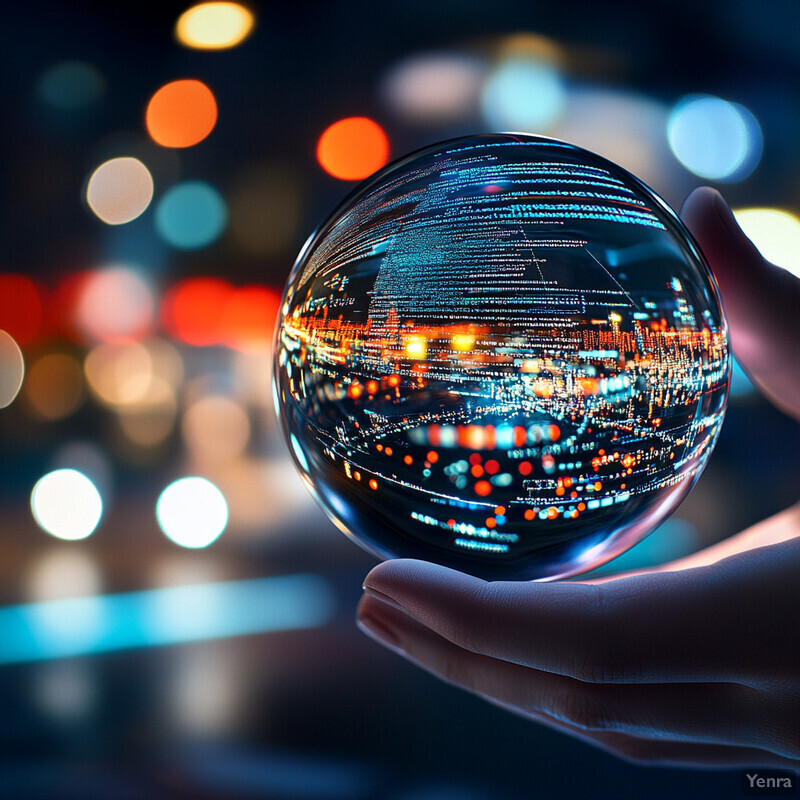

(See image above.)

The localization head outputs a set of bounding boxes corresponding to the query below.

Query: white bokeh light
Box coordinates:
[86,157,154,225]
[156,477,228,548]
[734,207,800,279]
[31,469,103,541]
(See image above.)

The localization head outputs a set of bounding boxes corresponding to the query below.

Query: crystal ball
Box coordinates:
[274,134,729,580]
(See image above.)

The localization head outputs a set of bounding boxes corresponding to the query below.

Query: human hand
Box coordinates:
[357,187,800,769]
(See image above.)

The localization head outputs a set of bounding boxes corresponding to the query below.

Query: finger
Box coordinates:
[681,186,800,419]
[362,543,800,685]
[357,595,799,759]
[581,501,800,581]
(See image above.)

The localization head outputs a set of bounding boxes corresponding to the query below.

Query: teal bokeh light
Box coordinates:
[667,95,762,182]
[155,181,227,250]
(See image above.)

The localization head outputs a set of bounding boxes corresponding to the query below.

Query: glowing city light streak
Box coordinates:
[0,574,334,665]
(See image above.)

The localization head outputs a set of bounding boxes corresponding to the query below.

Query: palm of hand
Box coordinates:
[357,188,800,769]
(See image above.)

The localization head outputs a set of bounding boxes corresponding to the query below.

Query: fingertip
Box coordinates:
[363,558,479,592]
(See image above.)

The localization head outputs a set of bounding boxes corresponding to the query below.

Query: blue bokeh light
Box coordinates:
[481,57,565,133]
[156,180,227,250]
[667,95,762,182]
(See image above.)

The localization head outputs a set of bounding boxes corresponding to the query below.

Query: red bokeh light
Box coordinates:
[0,274,44,345]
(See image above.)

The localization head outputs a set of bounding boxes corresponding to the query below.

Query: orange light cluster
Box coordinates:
[161,278,281,350]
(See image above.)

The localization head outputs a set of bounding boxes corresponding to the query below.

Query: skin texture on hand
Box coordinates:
[357,187,800,770]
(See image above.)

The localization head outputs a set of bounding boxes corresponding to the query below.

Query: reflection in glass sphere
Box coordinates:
[275,134,729,580]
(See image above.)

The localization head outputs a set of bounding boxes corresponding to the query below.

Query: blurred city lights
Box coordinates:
[0,274,44,345]
[733,207,800,278]
[24,352,85,420]
[85,157,154,225]
[667,95,762,181]
[33,662,97,721]
[145,79,218,148]
[381,52,486,124]
[182,395,251,466]
[551,88,672,190]
[37,61,105,110]
[228,161,302,256]
[316,117,390,181]
[176,2,255,50]
[155,180,228,249]
[481,56,565,133]
[27,548,103,601]
[162,277,235,345]
[0,330,25,409]
[84,341,154,407]
[116,377,178,448]
[75,266,155,342]
[170,645,243,735]
[157,477,229,548]
[31,469,103,541]
[0,574,334,664]
[219,285,281,351]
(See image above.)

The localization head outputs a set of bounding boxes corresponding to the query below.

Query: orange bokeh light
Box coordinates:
[316,117,390,180]
[0,274,43,345]
[219,285,281,351]
[145,79,217,148]
[162,277,234,346]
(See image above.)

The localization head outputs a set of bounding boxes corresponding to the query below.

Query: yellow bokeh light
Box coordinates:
[734,207,800,279]
[451,333,475,352]
[176,2,255,50]
[86,157,154,225]
[405,336,427,359]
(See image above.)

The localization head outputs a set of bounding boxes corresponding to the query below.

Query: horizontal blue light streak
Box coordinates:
[0,574,335,665]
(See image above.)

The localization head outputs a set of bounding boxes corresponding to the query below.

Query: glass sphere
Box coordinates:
[274,134,729,580]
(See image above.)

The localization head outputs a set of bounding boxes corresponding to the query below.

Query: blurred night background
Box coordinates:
[1,1,799,798]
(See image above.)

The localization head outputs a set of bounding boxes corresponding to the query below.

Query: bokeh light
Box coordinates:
[481,52,565,133]
[0,330,25,409]
[316,117,390,181]
[381,52,486,124]
[24,353,85,420]
[182,395,251,465]
[27,548,103,601]
[219,285,281,351]
[734,207,800,278]
[176,2,255,50]
[84,341,154,407]
[37,61,105,110]
[667,95,762,181]
[145,79,218,148]
[86,157,154,225]
[155,181,227,249]
[161,277,235,346]
[0,274,43,345]
[116,376,178,448]
[75,266,155,342]
[156,477,228,548]
[551,88,672,190]
[31,469,103,541]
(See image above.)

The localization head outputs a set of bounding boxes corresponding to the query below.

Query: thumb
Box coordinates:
[681,186,800,420]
